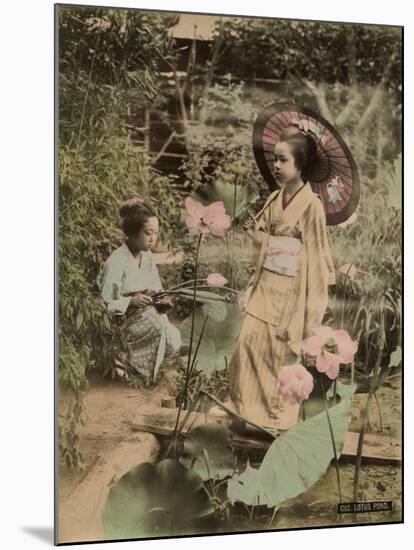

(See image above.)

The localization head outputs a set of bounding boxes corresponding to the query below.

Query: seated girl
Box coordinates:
[97,197,181,386]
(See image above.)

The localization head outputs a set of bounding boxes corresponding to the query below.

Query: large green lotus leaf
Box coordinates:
[227,462,263,505]
[191,180,259,219]
[179,424,234,481]
[180,305,242,373]
[102,459,215,540]
[227,383,356,507]
[203,304,243,352]
[202,301,228,322]
[300,384,341,420]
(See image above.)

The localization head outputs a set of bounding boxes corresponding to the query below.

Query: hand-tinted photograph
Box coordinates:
[55,3,403,544]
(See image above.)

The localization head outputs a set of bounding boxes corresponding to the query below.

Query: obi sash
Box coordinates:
[262,235,302,277]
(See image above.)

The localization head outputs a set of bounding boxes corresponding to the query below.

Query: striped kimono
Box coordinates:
[97,243,181,384]
[229,183,336,427]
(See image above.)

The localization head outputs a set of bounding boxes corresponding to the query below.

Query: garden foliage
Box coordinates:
[58,9,402,473]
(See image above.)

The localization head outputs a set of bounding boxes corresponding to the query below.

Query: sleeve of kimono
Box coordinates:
[255,201,270,232]
[303,198,336,336]
[148,253,163,292]
[247,191,280,285]
[255,190,279,232]
[97,255,131,315]
[251,190,279,253]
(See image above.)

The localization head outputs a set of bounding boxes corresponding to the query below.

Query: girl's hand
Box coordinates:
[243,215,263,246]
[243,215,257,232]
[130,292,153,308]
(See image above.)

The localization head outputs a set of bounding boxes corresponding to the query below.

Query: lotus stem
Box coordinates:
[188,315,209,379]
[231,176,238,287]
[171,233,203,454]
[340,260,356,329]
[155,285,242,299]
[200,390,278,440]
[266,506,279,529]
[353,302,385,501]
[157,278,210,294]
[321,378,342,502]
[373,391,383,432]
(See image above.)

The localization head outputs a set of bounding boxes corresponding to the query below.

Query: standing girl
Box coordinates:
[97,197,181,386]
[228,104,359,428]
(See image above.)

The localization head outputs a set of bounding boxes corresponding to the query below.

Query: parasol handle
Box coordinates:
[248,191,280,225]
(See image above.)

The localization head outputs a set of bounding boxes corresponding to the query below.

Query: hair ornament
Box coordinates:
[290,118,322,142]
[127,195,146,207]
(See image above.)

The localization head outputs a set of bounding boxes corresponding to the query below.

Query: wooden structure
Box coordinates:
[126,13,291,188]
[130,404,401,464]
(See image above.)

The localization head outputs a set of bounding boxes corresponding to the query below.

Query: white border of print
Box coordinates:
[1,1,410,549]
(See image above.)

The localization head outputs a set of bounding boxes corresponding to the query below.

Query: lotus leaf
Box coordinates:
[180,304,242,373]
[227,383,356,507]
[202,301,228,322]
[179,424,234,481]
[102,459,215,540]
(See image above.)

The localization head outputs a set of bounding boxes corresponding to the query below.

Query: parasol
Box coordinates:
[253,102,360,226]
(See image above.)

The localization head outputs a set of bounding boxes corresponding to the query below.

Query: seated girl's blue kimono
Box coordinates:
[97,243,181,384]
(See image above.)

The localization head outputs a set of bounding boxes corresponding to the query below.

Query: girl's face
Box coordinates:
[127,216,159,254]
[274,141,302,185]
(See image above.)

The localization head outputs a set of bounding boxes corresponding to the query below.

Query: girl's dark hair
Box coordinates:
[119,197,157,236]
[278,126,318,182]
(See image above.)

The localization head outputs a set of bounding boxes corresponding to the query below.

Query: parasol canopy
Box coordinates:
[253,102,360,226]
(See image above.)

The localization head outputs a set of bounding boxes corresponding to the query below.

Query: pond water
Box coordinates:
[59,367,402,542]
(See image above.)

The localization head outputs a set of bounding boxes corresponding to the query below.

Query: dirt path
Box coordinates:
[58,362,179,504]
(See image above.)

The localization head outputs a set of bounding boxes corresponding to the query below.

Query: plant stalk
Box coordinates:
[340,260,356,329]
[321,378,342,502]
[231,175,238,287]
[353,303,385,501]
[171,233,203,453]
[200,390,279,440]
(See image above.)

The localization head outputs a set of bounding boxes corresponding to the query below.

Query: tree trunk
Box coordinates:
[302,79,334,122]
[198,20,225,126]
[346,26,357,87]
[355,52,397,134]
[335,88,361,128]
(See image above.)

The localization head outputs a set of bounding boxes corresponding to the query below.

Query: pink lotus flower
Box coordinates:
[184,197,231,238]
[339,263,359,280]
[334,329,359,364]
[206,273,228,287]
[277,364,314,404]
[315,350,342,380]
[302,326,358,380]
[302,326,336,357]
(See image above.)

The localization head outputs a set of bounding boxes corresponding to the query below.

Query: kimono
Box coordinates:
[229,183,336,427]
[97,243,181,383]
